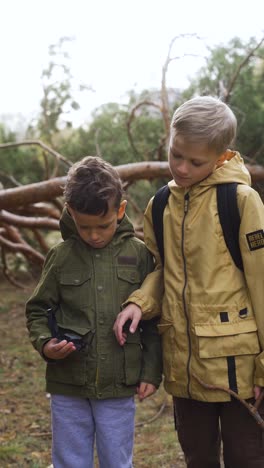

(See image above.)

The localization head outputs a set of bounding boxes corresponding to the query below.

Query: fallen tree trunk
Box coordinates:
[0,159,263,285]
[0,161,263,210]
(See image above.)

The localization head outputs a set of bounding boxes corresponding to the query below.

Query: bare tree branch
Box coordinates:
[1,247,29,289]
[14,203,61,220]
[193,373,264,429]
[222,36,264,103]
[94,128,102,157]
[0,140,72,169]
[0,232,45,265]
[127,100,163,157]
[0,176,66,210]
[1,161,264,211]
[161,33,203,145]
[0,171,22,187]
[0,210,59,230]
[32,229,50,254]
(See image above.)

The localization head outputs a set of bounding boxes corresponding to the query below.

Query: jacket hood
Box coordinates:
[59,207,135,244]
[200,151,251,187]
[169,151,251,193]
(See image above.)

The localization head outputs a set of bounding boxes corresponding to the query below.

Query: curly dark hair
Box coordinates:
[64,156,123,215]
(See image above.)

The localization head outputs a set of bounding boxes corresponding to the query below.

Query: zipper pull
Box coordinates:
[184,192,190,213]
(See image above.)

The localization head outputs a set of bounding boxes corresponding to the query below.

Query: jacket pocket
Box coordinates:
[59,270,92,310]
[157,322,173,335]
[117,268,141,303]
[123,332,142,385]
[194,318,260,358]
[157,320,176,381]
[46,351,87,386]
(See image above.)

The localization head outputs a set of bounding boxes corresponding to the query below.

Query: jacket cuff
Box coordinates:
[123,290,160,320]
[140,371,162,389]
[254,377,264,387]
[32,336,55,362]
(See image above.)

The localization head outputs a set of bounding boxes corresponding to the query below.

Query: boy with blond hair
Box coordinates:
[114,96,264,467]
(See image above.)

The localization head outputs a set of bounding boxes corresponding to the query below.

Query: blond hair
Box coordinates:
[171,96,237,155]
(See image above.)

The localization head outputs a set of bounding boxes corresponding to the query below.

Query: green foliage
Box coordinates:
[32,37,91,146]
[0,123,16,143]
[183,37,264,163]
[0,444,23,462]
[1,35,264,194]
[54,102,131,164]
[56,92,166,165]
[0,125,44,187]
[126,178,169,222]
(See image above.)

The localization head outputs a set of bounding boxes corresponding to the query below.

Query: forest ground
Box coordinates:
[0,275,185,468]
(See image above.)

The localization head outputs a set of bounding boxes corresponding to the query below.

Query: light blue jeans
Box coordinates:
[51,394,135,468]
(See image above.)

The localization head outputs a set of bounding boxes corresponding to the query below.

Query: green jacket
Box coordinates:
[26,209,162,399]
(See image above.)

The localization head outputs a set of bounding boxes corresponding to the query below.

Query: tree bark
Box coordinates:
[0,161,264,210]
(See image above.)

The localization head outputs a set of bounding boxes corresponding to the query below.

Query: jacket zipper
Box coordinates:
[181,192,192,398]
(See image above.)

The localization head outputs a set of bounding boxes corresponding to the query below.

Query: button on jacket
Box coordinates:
[127,152,264,402]
[26,210,162,399]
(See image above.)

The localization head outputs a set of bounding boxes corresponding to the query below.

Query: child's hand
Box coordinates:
[43,338,76,360]
[137,382,156,401]
[113,303,142,345]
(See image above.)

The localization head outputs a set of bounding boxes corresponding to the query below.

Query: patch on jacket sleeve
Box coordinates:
[117,256,137,265]
[246,230,264,251]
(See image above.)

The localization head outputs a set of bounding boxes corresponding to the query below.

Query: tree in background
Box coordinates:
[1,34,264,284]
[28,36,92,146]
[0,124,44,187]
[183,36,264,164]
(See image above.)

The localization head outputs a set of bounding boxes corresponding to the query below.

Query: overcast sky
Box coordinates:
[1,0,264,127]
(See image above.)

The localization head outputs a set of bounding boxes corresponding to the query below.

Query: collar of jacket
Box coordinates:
[59,207,135,245]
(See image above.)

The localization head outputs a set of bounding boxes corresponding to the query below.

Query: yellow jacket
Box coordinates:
[127,152,264,401]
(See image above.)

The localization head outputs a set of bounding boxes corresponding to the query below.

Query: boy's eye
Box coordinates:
[171,151,182,160]
[191,161,204,167]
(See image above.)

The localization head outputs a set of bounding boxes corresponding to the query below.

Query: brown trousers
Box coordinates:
[173,397,264,468]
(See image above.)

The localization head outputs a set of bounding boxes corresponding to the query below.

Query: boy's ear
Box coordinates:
[216,151,229,167]
[217,150,236,166]
[117,200,127,221]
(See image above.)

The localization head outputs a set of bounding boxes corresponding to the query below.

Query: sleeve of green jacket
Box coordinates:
[238,185,264,386]
[124,197,164,320]
[25,247,60,357]
[139,316,163,388]
[136,246,162,388]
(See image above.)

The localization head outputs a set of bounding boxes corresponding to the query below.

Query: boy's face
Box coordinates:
[67,200,126,249]
[169,131,224,188]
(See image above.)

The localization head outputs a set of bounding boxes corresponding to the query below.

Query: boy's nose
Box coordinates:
[177,160,189,175]
[89,230,100,241]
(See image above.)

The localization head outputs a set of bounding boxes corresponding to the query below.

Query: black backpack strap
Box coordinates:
[152,185,170,265]
[47,306,59,338]
[217,183,244,272]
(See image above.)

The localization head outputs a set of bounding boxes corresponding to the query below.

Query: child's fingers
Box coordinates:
[54,340,76,357]
[113,312,130,344]
[129,315,141,334]
[44,339,76,359]
[113,304,142,344]
[137,383,156,400]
